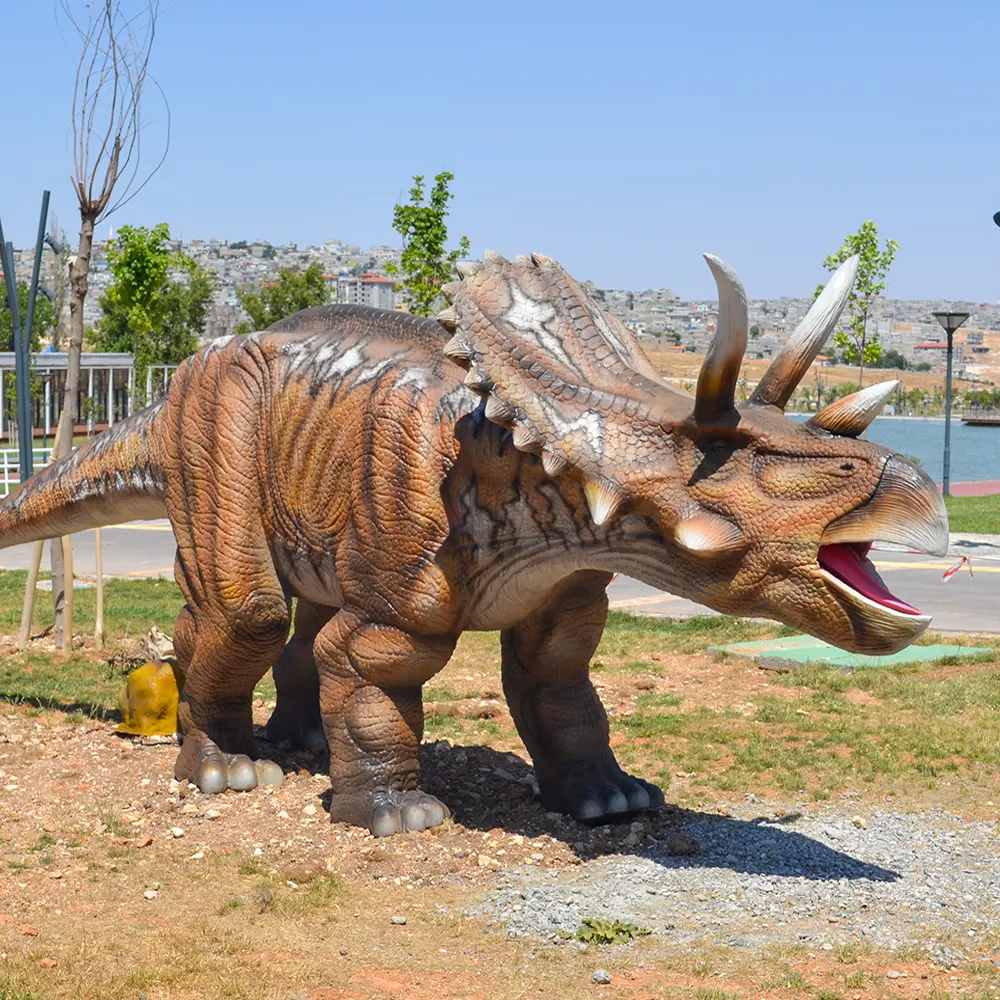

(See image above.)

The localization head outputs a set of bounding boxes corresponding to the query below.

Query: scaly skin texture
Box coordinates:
[0,253,948,835]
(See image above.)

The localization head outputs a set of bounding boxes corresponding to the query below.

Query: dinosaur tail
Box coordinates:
[0,401,169,550]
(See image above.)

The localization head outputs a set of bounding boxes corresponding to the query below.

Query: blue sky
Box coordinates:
[3,0,999,300]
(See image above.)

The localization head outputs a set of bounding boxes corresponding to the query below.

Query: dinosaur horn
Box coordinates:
[808,379,898,437]
[750,255,859,409]
[695,255,747,423]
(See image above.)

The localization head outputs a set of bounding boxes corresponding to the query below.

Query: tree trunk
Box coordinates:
[51,211,95,643]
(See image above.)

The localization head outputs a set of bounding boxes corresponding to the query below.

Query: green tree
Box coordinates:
[234,261,330,333]
[95,223,213,402]
[229,240,248,250]
[0,282,55,351]
[384,172,471,316]
[872,347,909,370]
[815,221,898,385]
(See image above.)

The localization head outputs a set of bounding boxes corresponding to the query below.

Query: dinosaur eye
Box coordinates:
[837,462,856,476]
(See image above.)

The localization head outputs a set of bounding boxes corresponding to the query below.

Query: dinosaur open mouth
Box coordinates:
[817,542,922,616]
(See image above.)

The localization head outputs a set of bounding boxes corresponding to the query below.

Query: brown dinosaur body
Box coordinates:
[0,252,948,836]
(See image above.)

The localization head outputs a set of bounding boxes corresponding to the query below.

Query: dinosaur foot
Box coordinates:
[175,735,285,794]
[329,788,450,837]
[264,707,327,755]
[539,758,664,824]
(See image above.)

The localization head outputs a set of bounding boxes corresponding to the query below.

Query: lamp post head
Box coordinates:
[932,311,969,335]
[994,211,1000,228]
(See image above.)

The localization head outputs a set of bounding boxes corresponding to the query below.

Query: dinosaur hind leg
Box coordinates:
[315,607,456,836]
[172,579,291,794]
[266,598,335,754]
[502,570,664,823]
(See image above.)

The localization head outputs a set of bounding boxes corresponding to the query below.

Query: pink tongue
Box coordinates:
[818,544,922,616]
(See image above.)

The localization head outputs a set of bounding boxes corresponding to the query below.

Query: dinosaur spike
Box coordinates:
[674,511,747,556]
[750,255,859,409]
[541,448,570,477]
[483,249,508,268]
[484,395,516,424]
[443,334,473,363]
[696,255,748,423]
[512,423,543,453]
[463,368,492,393]
[808,380,899,437]
[440,283,461,303]
[455,260,483,279]
[530,252,555,268]
[437,306,459,330]
[584,478,627,527]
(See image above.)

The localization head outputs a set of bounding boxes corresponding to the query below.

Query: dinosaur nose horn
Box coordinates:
[821,457,949,558]
[695,255,747,423]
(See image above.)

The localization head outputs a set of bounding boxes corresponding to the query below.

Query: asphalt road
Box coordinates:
[2,521,996,634]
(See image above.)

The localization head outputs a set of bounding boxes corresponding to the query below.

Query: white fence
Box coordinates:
[0,448,54,497]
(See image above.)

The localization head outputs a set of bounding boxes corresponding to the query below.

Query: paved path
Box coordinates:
[941,479,1000,497]
[2,521,997,634]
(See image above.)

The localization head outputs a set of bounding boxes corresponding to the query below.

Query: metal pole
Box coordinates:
[943,329,954,497]
[22,192,50,359]
[0,234,32,482]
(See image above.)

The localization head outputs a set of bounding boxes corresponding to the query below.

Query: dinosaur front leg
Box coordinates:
[314,607,456,836]
[502,570,664,823]
[266,598,335,754]
[173,591,291,794]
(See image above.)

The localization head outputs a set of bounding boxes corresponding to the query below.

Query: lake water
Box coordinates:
[791,415,999,483]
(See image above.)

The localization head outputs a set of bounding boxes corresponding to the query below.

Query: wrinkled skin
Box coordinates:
[0,252,947,836]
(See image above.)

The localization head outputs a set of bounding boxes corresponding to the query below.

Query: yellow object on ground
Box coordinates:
[116,660,185,737]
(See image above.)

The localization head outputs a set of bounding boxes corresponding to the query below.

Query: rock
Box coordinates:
[38,958,57,969]
[886,971,906,980]
[302,804,318,817]
[623,832,641,848]
[665,832,699,857]
[180,803,199,815]
[205,808,221,821]
[170,826,185,838]
[134,835,153,848]
[852,815,868,829]
[390,915,407,925]
[592,970,612,984]
[21,925,38,937]
[143,889,158,900]
[339,946,349,956]
[188,851,205,860]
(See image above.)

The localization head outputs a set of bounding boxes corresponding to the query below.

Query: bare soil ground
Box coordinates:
[0,581,999,997]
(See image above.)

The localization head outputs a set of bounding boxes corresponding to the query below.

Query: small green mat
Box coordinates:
[710,634,991,670]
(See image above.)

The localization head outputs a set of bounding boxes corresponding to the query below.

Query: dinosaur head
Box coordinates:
[437,251,947,655]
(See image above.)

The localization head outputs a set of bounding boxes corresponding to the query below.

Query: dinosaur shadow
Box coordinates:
[288,736,899,884]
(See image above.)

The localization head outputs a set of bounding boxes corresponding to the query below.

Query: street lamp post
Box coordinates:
[931,311,969,497]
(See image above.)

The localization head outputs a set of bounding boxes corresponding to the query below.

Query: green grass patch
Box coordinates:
[615,649,1000,800]
[945,492,1000,534]
[0,570,184,641]
[561,917,651,946]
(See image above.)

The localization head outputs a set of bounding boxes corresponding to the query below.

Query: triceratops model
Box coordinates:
[0,251,947,836]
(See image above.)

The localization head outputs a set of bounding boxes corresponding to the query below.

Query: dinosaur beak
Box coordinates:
[814,457,948,654]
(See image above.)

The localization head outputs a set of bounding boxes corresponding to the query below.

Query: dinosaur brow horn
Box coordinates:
[695,254,748,423]
[749,255,859,409]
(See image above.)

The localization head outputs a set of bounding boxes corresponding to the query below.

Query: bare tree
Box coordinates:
[52,0,168,644]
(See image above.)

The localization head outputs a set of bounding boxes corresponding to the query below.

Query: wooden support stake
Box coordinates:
[94,526,104,649]
[61,532,73,653]
[18,541,44,650]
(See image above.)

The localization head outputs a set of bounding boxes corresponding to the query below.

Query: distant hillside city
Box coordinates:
[9,235,999,379]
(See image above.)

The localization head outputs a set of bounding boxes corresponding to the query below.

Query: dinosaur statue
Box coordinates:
[0,250,947,836]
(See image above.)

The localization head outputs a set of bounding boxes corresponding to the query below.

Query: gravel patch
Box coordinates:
[475,806,1000,953]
